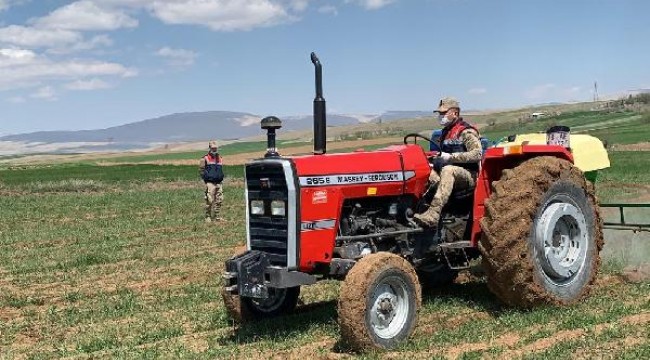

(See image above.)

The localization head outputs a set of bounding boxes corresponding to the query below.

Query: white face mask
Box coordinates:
[439,114,451,127]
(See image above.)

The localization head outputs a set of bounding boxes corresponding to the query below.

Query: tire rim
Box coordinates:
[534,196,589,285]
[369,275,410,340]
[249,288,287,313]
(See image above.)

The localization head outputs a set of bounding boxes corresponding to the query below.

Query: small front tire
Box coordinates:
[338,252,421,351]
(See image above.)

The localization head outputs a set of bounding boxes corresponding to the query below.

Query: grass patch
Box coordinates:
[0,163,245,188]
[76,333,120,353]
[480,110,649,145]
[599,151,650,185]
[22,179,108,193]
[1,293,45,308]
[56,252,111,271]
[596,150,650,202]
[99,139,311,164]
[0,130,648,358]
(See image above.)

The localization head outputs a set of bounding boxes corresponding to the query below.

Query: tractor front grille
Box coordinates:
[246,161,293,267]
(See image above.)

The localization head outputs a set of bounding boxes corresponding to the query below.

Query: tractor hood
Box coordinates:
[291,144,431,196]
[291,145,429,187]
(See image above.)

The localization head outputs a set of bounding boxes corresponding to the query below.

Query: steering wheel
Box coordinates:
[403,133,435,146]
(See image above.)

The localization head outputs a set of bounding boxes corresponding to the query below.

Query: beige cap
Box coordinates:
[435,97,460,113]
[208,140,218,149]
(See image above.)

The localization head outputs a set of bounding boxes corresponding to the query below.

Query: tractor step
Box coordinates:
[438,241,472,249]
[438,241,472,270]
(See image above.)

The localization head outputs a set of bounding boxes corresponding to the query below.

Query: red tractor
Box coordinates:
[222,53,603,351]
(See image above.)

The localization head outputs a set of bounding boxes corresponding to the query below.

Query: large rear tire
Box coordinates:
[221,246,300,323]
[338,252,421,351]
[479,156,603,308]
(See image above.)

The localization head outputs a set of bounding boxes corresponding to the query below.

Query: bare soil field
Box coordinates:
[613,142,650,151]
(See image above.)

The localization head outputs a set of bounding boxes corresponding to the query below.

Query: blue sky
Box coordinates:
[0,0,648,134]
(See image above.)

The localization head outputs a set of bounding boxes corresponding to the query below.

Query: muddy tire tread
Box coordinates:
[338,252,421,351]
[478,156,603,308]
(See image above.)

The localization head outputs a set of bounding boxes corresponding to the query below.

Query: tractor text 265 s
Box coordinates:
[222,53,606,351]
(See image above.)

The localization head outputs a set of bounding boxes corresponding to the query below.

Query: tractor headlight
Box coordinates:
[271,200,286,216]
[250,200,265,215]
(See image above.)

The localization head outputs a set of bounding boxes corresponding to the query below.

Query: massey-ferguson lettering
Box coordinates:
[221,53,605,351]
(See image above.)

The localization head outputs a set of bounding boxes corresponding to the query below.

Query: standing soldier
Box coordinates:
[414,97,483,228]
[199,141,224,222]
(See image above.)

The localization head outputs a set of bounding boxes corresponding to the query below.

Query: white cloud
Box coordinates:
[65,78,112,90]
[346,0,397,10]
[6,95,25,103]
[468,87,487,95]
[100,0,159,8]
[3,0,312,47]
[318,5,338,15]
[32,0,138,31]
[0,48,37,67]
[30,86,57,101]
[290,0,309,12]
[46,34,114,54]
[0,48,136,91]
[149,0,297,31]
[0,25,82,48]
[0,2,124,52]
[156,46,198,67]
[0,0,22,12]
[0,0,320,102]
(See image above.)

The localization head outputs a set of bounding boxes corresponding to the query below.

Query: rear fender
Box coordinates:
[470,145,574,246]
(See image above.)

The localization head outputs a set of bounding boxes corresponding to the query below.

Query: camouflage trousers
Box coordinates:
[205,182,224,220]
[414,165,476,227]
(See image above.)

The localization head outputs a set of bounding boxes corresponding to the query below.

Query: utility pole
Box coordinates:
[594,81,599,102]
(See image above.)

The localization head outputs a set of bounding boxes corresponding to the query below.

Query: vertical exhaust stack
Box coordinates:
[311,52,326,155]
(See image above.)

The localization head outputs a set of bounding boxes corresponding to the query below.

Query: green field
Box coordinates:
[0,164,244,188]
[481,111,650,146]
[98,139,311,164]
[1,146,649,358]
[58,109,649,167]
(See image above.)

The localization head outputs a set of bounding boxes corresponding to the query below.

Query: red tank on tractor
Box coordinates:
[222,53,603,351]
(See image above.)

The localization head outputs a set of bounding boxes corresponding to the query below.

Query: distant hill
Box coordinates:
[0,111,382,144]
[0,110,437,156]
[378,111,432,121]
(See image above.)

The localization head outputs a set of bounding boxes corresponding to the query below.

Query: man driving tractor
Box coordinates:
[413,97,483,228]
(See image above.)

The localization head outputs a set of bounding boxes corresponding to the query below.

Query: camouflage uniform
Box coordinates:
[417,130,482,227]
[203,181,224,221]
[414,97,483,228]
[200,141,224,222]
